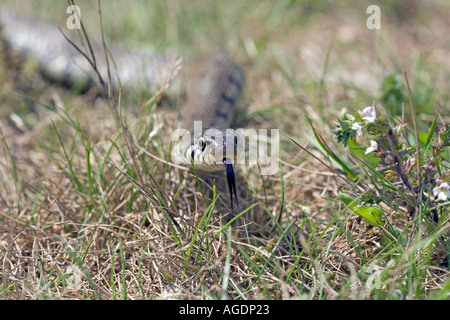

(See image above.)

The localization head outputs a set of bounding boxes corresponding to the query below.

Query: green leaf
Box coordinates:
[339,192,385,227]
[425,115,437,149]
[309,119,356,179]
[347,139,380,168]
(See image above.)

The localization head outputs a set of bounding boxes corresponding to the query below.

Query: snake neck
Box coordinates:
[179,53,244,130]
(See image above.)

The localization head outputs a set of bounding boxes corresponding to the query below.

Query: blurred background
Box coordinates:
[0,0,449,300]
[1,0,449,119]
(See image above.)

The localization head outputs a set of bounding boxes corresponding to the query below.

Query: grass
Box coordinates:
[0,0,449,300]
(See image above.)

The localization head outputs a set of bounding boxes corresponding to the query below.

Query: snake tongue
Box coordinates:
[224,159,239,212]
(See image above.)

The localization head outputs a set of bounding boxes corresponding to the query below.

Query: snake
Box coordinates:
[0,10,245,210]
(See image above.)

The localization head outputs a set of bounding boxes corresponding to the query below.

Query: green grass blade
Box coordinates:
[308,119,356,179]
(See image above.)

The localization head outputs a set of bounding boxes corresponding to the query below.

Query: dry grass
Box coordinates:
[0,0,449,300]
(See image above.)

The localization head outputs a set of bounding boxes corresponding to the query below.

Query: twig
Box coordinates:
[404,72,422,192]
[68,0,98,73]
[403,72,438,222]
[58,26,107,91]
[97,0,112,100]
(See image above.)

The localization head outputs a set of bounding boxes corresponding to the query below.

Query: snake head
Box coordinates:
[201,128,242,212]
[187,128,243,172]
[172,127,243,212]
[203,128,243,165]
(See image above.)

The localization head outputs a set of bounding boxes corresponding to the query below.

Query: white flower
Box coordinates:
[351,122,363,137]
[433,182,450,202]
[393,123,406,135]
[404,157,416,174]
[361,106,377,123]
[365,140,378,154]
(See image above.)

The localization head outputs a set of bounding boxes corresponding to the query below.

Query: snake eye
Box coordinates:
[198,137,206,151]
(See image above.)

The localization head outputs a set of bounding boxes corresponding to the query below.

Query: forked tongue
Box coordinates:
[224,159,239,212]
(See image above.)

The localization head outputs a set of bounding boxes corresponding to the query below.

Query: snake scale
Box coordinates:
[0,11,245,211]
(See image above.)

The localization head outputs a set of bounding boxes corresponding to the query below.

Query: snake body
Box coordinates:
[0,11,181,93]
[0,11,245,208]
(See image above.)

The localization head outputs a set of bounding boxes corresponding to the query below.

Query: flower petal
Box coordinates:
[361,106,376,123]
[365,140,378,154]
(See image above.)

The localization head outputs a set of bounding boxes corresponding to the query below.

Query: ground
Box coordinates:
[0,0,449,300]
